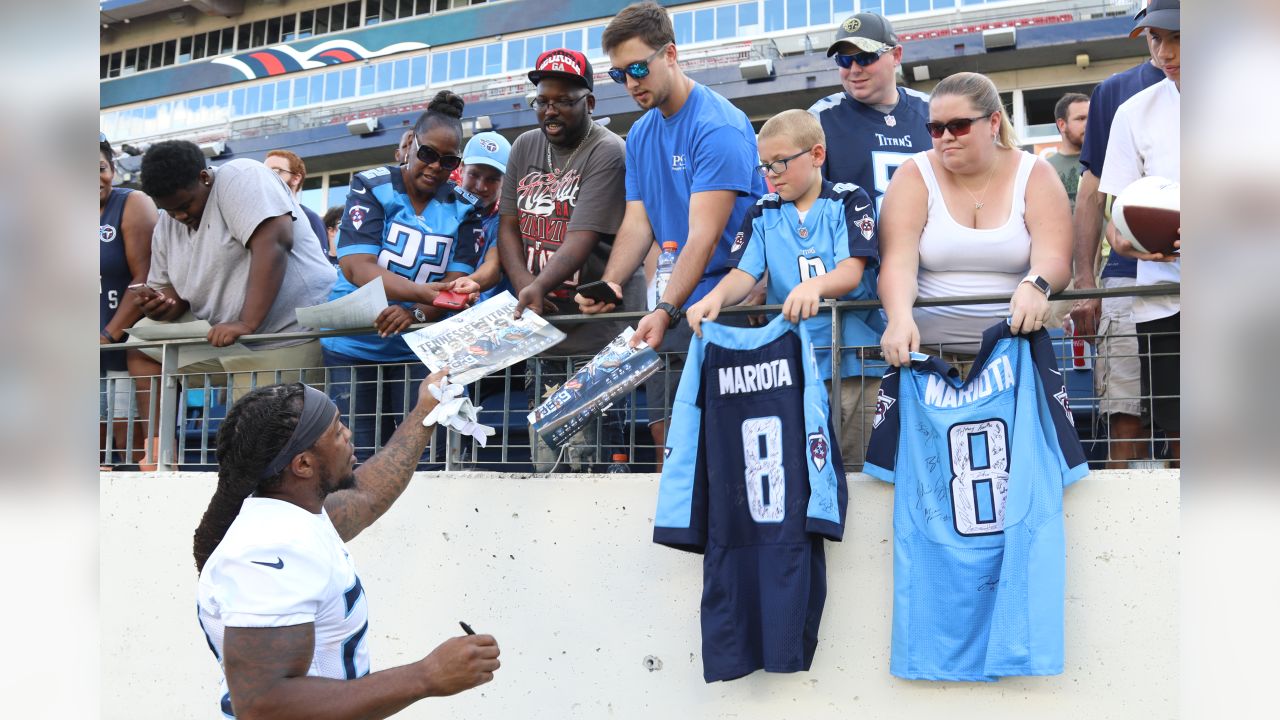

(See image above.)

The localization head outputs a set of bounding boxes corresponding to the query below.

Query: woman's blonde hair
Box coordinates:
[931,72,1019,149]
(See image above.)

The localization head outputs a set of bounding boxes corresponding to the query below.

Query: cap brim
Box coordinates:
[1128,9,1179,38]
[825,37,889,56]
[462,157,506,173]
[527,71,592,89]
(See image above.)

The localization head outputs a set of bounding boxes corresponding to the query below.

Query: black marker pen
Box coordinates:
[459,621,476,635]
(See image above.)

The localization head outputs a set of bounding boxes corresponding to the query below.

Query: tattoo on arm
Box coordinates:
[223,624,315,717]
[325,407,433,542]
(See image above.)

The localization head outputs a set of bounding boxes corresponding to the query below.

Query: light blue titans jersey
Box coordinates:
[727,180,887,381]
[322,165,484,361]
[624,83,765,306]
[655,315,845,682]
[864,322,1089,681]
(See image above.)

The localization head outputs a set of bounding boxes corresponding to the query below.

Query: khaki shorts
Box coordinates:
[1094,277,1143,419]
[826,375,882,470]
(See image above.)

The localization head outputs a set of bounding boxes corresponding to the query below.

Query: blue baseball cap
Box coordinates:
[462,132,510,174]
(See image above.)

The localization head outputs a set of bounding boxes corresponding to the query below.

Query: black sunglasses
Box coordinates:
[412,137,463,170]
[756,147,813,177]
[608,43,670,84]
[833,46,892,69]
[924,114,993,139]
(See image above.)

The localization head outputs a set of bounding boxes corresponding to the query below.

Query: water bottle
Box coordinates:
[655,241,678,307]
[607,453,631,473]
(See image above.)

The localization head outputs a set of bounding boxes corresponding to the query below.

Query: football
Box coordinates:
[1112,175,1180,256]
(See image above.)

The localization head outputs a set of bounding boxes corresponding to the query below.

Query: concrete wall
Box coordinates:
[100,470,1178,719]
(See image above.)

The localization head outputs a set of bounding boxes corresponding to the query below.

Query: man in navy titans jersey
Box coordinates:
[808,12,930,215]
[654,315,846,682]
[864,322,1089,681]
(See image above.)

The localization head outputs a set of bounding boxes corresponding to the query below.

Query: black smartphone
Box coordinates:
[576,280,622,307]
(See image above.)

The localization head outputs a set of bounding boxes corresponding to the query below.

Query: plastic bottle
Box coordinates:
[607,452,631,473]
[654,241,678,307]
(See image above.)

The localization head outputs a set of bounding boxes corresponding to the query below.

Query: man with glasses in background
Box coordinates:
[498,47,639,471]
[808,13,930,214]
[265,149,331,261]
[575,2,764,467]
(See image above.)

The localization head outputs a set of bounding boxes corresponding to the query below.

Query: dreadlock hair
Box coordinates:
[192,383,305,573]
[411,90,465,142]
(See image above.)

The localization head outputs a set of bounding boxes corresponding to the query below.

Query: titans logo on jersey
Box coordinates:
[654,315,846,682]
[727,180,886,381]
[864,322,1089,681]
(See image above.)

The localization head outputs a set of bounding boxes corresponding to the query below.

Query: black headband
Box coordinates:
[260,384,339,479]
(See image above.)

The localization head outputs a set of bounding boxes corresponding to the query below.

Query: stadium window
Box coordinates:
[299,10,314,38]
[282,14,297,42]
[366,0,382,25]
[245,85,260,115]
[360,65,377,95]
[485,44,502,75]
[219,28,233,55]
[162,41,176,67]
[398,0,415,20]
[411,55,427,86]
[109,51,122,78]
[833,0,854,16]
[305,73,321,103]
[738,1,758,30]
[327,172,351,208]
[316,6,332,34]
[276,80,290,108]
[123,48,137,75]
[179,37,192,64]
[934,0,956,8]
[215,91,229,118]
[786,0,807,29]
[763,0,783,32]
[524,35,542,67]
[100,54,109,80]
[340,68,357,97]
[961,0,984,5]
[391,59,408,89]
[323,71,340,100]
[810,0,831,26]
[587,26,603,58]
[237,24,251,51]
[860,0,882,12]
[432,53,448,84]
[377,61,394,93]
[673,13,693,45]
[300,178,325,215]
[562,29,582,52]
[292,77,308,107]
[232,87,246,116]
[135,46,149,73]
[435,0,449,12]
[193,33,206,60]
[716,6,735,39]
[253,20,268,47]
[267,17,282,44]
[449,49,466,80]
[506,39,525,71]
[544,32,563,53]
[694,9,714,43]
[907,0,930,13]
[882,0,905,15]
[467,46,483,77]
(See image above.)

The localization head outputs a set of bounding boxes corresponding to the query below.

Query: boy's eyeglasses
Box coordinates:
[756,147,813,176]
[924,114,993,139]
[412,137,463,170]
[833,46,893,69]
[607,43,671,83]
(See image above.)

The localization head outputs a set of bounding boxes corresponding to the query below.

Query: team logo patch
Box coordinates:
[872,388,895,429]
[843,17,861,33]
[99,225,116,242]
[348,205,369,230]
[730,231,745,253]
[478,138,499,153]
[808,429,829,472]
[858,214,875,241]
[1054,388,1076,426]
[663,446,672,459]
[884,115,897,127]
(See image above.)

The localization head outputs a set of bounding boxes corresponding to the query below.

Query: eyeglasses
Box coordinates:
[756,147,813,177]
[412,137,463,170]
[924,114,993,139]
[607,43,671,84]
[833,46,893,69]
[530,94,589,112]
[269,166,297,179]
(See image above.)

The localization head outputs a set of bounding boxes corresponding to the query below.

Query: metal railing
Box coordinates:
[99,284,1180,473]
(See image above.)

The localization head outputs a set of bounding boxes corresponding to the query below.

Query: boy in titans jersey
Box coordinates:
[864,321,1089,681]
[654,315,846,682]
[687,109,886,469]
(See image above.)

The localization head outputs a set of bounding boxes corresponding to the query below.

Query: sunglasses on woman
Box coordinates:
[608,43,671,83]
[924,114,993,139]
[833,46,892,69]
[412,137,463,170]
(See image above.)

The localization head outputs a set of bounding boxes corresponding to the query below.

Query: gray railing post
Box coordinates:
[156,343,181,472]
[829,300,842,451]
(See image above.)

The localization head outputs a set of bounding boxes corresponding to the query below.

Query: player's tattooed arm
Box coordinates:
[325,368,448,541]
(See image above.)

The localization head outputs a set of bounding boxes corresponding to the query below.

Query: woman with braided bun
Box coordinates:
[194,369,500,719]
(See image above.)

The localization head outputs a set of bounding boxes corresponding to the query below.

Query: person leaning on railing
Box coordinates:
[878,71,1072,368]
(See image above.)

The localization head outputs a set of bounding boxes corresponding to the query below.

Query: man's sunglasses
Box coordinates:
[608,43,671,83]
[833,46,893,69]
[412,137,463,170]
[924,114,993,139]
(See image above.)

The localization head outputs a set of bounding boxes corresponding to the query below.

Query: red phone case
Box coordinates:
[432,290,468,310]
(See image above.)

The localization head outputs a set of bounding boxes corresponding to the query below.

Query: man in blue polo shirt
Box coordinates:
[574,1,764,463]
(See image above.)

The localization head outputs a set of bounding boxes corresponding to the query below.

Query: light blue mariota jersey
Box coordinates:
[864,322,1089,681]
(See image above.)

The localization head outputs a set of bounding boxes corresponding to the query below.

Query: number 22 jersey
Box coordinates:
[654,315,846,682]
[864,322,1089,681]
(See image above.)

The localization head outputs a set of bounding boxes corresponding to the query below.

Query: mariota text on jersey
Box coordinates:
[717,359,794,396]
[923,355,1014,408]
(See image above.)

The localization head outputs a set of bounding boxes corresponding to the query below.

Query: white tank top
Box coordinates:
[911,149,1037,354]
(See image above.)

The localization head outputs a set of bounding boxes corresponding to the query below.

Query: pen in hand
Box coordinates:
[459,621,476,635]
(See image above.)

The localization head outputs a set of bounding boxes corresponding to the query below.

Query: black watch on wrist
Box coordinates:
[412,306,428,323]
[656,301,683,328]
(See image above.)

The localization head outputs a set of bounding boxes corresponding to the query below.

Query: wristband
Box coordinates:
[101,328,122,344]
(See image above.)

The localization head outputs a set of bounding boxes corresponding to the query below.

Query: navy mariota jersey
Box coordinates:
[864,322,1089,681]
[654,315,846,682]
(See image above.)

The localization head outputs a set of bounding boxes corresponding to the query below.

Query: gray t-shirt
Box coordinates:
[1047,150,1082,212]
[148,159,336,348]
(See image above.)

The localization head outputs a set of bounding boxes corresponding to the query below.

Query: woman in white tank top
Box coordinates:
[877,72,1073,362]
